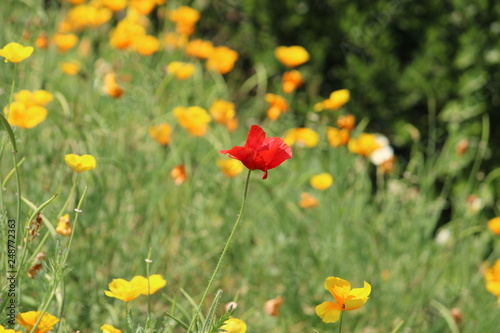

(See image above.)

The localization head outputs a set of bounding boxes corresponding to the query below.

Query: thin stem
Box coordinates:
[338,311,344,333]
[186,169,253,333]
[62,184,87,263]
[125,302,129,333]
[146,246,153,317]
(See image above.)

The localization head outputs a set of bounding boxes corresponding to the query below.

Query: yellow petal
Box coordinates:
[315,301,342,323]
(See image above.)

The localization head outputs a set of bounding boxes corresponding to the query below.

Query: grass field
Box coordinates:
[1,1,500,332]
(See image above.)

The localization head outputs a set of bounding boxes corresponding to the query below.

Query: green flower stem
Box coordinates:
[62,184,87,263]
[146,246,153,317]
[186,169,252,333]
[338,311,344,333]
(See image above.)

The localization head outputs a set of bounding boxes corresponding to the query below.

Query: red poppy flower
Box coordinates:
[220,125,292,179]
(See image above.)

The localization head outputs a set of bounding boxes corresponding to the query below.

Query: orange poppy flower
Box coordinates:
[206,46,238,74]
[265,93,288,120]
[274,45,310,68]
[171,165,187,185]
[282,70,304,94]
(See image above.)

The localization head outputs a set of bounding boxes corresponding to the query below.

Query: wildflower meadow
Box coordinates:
[1,1,500,332]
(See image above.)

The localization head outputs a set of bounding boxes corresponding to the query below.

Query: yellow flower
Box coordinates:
[60,60,80,75]
[53,33,78,53]
[0,324,22,333]
[337,114,356,131]
[484,259,500,303]
[168,6,200,36]
[130,274,167,295]
[326,127,349,147]
[316,277,371,323]
[274,45,309,68]
[265,93,288,121]
[56,213,72,236]
[110,20,146,50]
[102,0,127,11]
[166,61,195,80]
[310,173,333,190]
[282,70,304,94]
[316,89,350,111]
[487,217,500,235]
[173,106,211,137]
[101,324,122,333]
[348,133,380,157]
[133,35,160,56]
[0,42,34,63]
[164,32,188,50]
[217,159,244,178]
[284,128,319,148]
[149,123,172,145]
[298,192,318,209]
[185,39,214,59]
[64,154,97,173]
[206,46,238,74]
[104,73,124,98]
[104,278,142,302]
[17,311,59,333]
[220,318,247,333]
[209,99,236,124]
[4,102,48,129]
[14,90,53,107]
[129,0,157,15]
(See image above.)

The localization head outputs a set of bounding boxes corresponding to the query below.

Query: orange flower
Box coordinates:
[337,114,356,131]
[225,117,238,132]
[104,73,124,98]
[60,60,81,75]
[110,20,146,50]
[282,70,304,94]
[35,32,49,49]
[166,62,195,80]
[348,133,380,157]
[315,89,350,111]
[284,128,319,148]
[17,311,59,333]
[149,123,172,145]
[484,259,500,303]
[168,6,200,36]
[206,46,238,74]
[185,39,214,59]
[298,192,318,209]
[173,106,211,136]
[171,165,187,185]
[129,0,157,15]
[487,217,500,235]
[209,99,236,124]
[265,93,288,120]
[264,296,284,316]
[274,45,310,68]
[164,32,188,50]
[53,33,78,53]
[0,42,34,63]
[102,0,128,11]
[133,35,160,56]
[316,277,371,323]
[326,127,349,147]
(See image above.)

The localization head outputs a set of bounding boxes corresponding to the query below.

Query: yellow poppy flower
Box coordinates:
[206,46,238,74]
[316,89,350,111]
[168,6,200,36]
[337,114,356,131]
[220,318,247,333]
[17,311,59,333]
[310,173,333,190]
[164,32,188,50]
[56,214,72,236]
[4,102,48,129]
[284,128,319,148]
[274,45,309,68]
[0,42,34,63]
[130,274,167,295]
[64,154,97,173]
[60,60,80,75]
[348,133,380,157]
[484,259,500,303]
[173,106,211,137]
[100,324,122,333]
[133,35,160,56]
[185,39,214,59]
[209,99,236,124]
[282,70,304,94]
[129,0,157,15]
[487,217,500,235]
[166,62,195,80]
[0,324,22,333]
[316,277,371,323]
[326,127,349,147]
[104,278,143,302]
[102,0,127,11]
[149,123,172,145]
[104,73,124,98]
[53,33,78,53]
[217,159,244,178]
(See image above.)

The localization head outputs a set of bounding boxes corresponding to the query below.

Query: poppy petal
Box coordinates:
[244,125,266,150]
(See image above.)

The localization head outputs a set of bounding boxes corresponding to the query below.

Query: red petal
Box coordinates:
[220,146,266,171]
[244,125,266,151]
[258,137,293,169]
